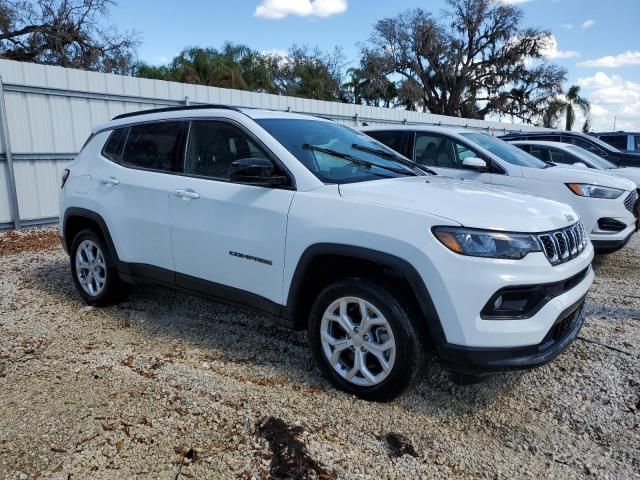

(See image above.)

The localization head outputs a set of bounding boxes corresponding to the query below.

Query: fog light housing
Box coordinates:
[597,218,626,232]
[481,287,546,319]
[481,267,591,320]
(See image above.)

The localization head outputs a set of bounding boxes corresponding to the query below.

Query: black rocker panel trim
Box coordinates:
[117,263,288,327]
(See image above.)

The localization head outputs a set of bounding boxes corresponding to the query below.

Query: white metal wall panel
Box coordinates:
[13,159,68,221]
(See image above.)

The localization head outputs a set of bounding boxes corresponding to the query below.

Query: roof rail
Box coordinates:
[112,104,242,120]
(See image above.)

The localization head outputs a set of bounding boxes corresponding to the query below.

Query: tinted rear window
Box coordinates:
[121,122,183,172]
[102,128,128,162]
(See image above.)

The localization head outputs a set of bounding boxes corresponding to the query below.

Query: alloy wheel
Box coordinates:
[75,239,107,297]
[320,296,397,387]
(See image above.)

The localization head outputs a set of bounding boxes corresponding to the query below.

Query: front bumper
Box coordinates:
[579,192,638,245]
[592,226,636,252]
[412,237,594,349]
[437,294,586,375]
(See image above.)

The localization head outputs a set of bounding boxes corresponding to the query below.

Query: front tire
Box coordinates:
[70,228,124,306]
[308,278,426,401]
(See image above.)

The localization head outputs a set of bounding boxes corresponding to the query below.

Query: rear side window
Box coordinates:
[366,131,405,155]
[528,146,551,162]
[599,135,628,150]
[102,128,128,162]
[121,122,184,172]
[548,148,574,164]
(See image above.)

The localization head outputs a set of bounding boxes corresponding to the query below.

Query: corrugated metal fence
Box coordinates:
[0,59,549,230]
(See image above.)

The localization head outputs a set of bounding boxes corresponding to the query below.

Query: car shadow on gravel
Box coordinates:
[27,258,522,412]
[585,302,640,320]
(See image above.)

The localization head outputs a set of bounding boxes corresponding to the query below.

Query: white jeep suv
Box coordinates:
[364,126,639,253]
[60,106,594,400]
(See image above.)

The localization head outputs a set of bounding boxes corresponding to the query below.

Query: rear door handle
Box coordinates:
[175,189,200,200]
[100,176,120,186]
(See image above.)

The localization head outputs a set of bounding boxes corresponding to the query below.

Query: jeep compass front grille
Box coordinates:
[624,190,639,216]
[537,222,587,265]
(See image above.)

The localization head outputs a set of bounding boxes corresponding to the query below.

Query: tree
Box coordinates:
[266,46,347,101]
[0,0,138,73]
[360,0,566,121]
[135,44,345,101]
[343,53,397,107]
[134,44,276,92]
[541,85,590,130]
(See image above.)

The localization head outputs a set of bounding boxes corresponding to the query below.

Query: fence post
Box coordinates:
[0,76,20,230]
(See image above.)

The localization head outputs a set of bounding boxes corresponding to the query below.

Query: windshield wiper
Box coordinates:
[351,144,435,175]
[303,144,416,176]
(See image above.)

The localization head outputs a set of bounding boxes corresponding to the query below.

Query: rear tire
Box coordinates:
[308,278,426,401]
[70,228,125,306]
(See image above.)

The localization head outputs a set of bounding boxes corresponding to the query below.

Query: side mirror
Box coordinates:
[572,162,588,169]
[462,157,488,172]
[228,158,287,186]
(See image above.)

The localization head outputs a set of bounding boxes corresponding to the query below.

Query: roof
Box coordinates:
[360,124,471,135]
[94,105,330,133]
[510,140,574,148]
[502,130,564,135]
[593,131,640,135]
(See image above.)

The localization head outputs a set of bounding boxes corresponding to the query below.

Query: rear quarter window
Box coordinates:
[101,128,128,162]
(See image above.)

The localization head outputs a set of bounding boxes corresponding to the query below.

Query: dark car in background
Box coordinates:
[499,131,640,167]
[592,132,640,153]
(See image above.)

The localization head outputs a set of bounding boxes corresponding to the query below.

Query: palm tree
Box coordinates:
[542,85,590,130]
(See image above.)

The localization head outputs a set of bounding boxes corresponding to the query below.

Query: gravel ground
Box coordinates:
[0,228,639,479]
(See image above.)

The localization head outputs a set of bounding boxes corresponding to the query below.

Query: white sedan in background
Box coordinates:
[510,140,640,188]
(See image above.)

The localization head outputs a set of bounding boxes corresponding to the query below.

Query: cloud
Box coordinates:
[540,35,579,59]
[261,48,289,58]
[254,0,347,19]
[496,0,532,4]
[561,23,573,30]
[578,51,640,68]
[581,19,595,29]
[574,72,640,130]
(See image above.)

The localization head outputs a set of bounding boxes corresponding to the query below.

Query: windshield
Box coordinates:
[256,119,422,184]
[565,144,617,169]
[461,132,549,169]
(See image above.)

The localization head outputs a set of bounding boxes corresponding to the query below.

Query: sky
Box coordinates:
[109,0,640,131]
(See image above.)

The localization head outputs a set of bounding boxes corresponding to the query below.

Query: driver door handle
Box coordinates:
[175,189,200,200]
[100,176,120,186]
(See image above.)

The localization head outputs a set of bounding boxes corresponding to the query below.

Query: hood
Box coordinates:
[338,176,578,233]
[616,151,640,160]
[611,167,640,188]
[521,165,636,191]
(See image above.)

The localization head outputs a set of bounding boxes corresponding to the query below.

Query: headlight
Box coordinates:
[566,183,624,199]
[432,227,541,259]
